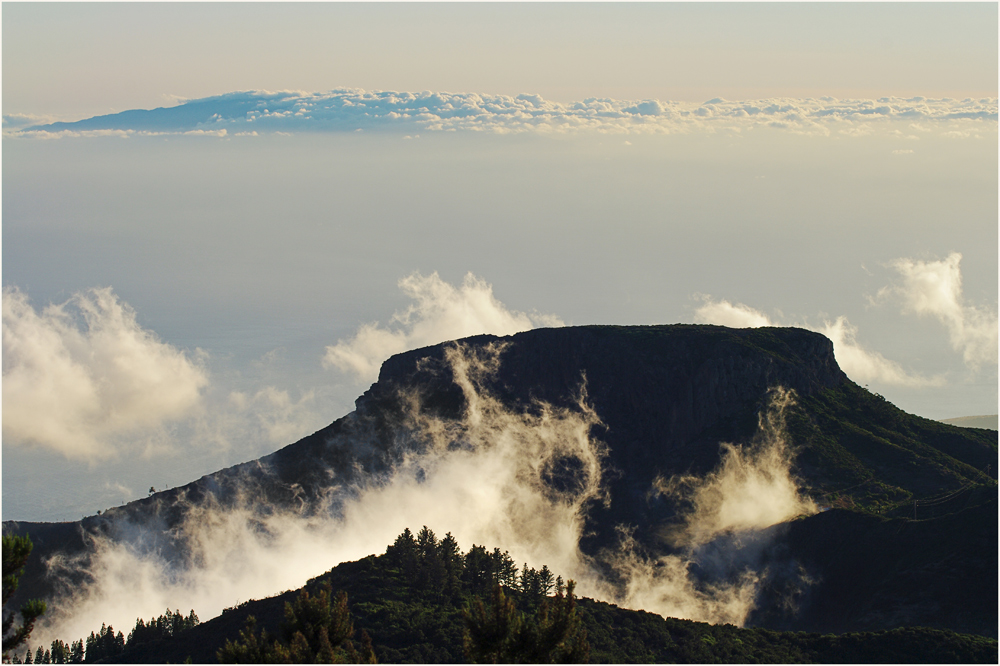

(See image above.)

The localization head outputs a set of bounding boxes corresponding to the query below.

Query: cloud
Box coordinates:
[693,298,774,328]
[225,387,320,447]
[37,343,607,643]
[880,253,998,370]
[2,112,60,129]
[814,317,944,387]
[323,272,562,383]
[654,388,817,547]
[2,287,208,459]
[10,90,996,138]
[616,387,816,625]
[36,344,815,647]
[693,296,940,387]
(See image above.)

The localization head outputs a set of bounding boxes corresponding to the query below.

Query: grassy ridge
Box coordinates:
[790,381,996,513]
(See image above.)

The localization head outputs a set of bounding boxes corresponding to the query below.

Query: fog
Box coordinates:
[35,345,817,646]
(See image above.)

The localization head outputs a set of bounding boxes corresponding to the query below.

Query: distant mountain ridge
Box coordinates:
[940,415,998,430]
[11,90,997,136]
[4,324,996,644]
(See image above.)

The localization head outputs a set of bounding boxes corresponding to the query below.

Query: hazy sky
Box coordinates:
[2,3,997,523]
[4,3,997,120]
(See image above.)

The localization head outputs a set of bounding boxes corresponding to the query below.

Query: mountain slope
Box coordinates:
[4,325,996,643]
[100,532,998,664]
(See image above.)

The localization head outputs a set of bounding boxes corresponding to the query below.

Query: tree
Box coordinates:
[523,580,590,663]
[463,545,494,596]
[464,581,590,663]
[69,639,84,664]
[217,582,376,664]
[48,640,68,664]
[438,533,464,598]
[2,534,47,658]
[463,584,522,664]
[415,526,446,591]
[538,566,555,597]
[216,616,271,663]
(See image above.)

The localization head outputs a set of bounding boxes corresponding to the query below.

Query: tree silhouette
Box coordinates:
[463,581,589,664]
[2,534,46,658]
[463,584,522,663]
[217,582,375,663]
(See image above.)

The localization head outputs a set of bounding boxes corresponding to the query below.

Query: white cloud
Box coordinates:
[323,272,563,383]
[880,252,998,370]
[693,298,774,328]
[225,386,320,447]
[37,344,815,646]
[10,90,997,138]
[2,112,60,129]
[2,287,208,459]
[815,316,944,388]
[693,297,941,387]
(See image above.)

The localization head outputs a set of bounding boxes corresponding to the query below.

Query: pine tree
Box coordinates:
[216,616,271,663]
[463,584,521,664]
[386,528,418,579]
[528,580,590,663]
[415,526,445,591]
[69,639,84,664]
[463,545,494,596]
[438,533,464,597]
[464,580,590,663]
[538,565,555,596]
[217,582,375,663]
[47,639,67,664]
[2,534,47,659]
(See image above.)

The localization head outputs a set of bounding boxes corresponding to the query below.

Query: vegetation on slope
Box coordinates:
[28,526,993,664]
[790,381,997,514]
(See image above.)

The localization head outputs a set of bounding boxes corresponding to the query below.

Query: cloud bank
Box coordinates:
[2,287,208,459]
[8,89,996,138]
[324,272,562,383]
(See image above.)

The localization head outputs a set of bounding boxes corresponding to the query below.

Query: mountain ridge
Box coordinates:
[4,324,996,647]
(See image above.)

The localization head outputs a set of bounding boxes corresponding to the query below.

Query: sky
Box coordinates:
[2,2,997,524]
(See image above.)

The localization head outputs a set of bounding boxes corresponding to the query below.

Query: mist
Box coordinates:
[34,344,817,647]
[596,387,817,626]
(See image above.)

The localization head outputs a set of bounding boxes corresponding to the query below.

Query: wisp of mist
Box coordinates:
[38,345,817,645]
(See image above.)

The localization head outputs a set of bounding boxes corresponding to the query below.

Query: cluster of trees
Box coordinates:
[385,527,562,604]
[217,581,376,664]
[6,609,199,664]
[464,581,589,663]
[3,534,204,665]
[216,527,588,664]
[383,526,589,663]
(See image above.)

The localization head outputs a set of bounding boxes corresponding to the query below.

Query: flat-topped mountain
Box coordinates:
[5,325,996,643]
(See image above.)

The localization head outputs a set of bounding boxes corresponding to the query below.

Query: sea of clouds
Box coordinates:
[4,89,997,138]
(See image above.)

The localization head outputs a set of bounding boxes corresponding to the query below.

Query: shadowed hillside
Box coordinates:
[59,528,999,664]
[4,325,996,649]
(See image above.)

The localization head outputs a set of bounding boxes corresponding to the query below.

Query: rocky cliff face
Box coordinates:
[349,325,848,543]
[6,324,995,638]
